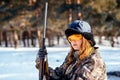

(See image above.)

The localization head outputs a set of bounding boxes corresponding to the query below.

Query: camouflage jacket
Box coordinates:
[47,48,107,80]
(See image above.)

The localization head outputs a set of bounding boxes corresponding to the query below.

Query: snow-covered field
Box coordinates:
[0,36,120,80]
[0,45,120,80]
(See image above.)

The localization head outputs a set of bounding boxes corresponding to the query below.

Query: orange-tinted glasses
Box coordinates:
[68,34,83,42]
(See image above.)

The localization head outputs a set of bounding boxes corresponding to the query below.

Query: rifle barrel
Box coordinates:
[38,2,48,80]
[43,2,48,39]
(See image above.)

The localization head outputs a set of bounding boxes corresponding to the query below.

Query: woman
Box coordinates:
[36,20,107,80]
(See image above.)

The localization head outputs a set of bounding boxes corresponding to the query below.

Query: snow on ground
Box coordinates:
[0,45,120,80]
[0,36,120,80]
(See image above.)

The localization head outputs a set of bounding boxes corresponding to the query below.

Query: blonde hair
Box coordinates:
[79,37,93,60]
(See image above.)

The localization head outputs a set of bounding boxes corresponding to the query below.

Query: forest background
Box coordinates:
[0,0,120,48]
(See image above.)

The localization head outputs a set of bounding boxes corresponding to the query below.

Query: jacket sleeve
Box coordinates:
[76,53,107,80]
[47,56,69,80]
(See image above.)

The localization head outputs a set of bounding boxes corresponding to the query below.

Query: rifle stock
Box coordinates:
[38,2,48,80]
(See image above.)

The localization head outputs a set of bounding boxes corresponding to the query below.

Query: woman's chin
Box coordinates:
[73,47,79,51]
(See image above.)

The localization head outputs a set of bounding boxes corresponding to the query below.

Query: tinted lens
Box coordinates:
[68,34,82,42]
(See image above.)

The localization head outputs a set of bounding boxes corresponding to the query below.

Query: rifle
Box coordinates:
[37,2,48,80]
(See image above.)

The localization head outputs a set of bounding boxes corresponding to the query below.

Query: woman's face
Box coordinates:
[70,39,82,50]
[68,34,82,50]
